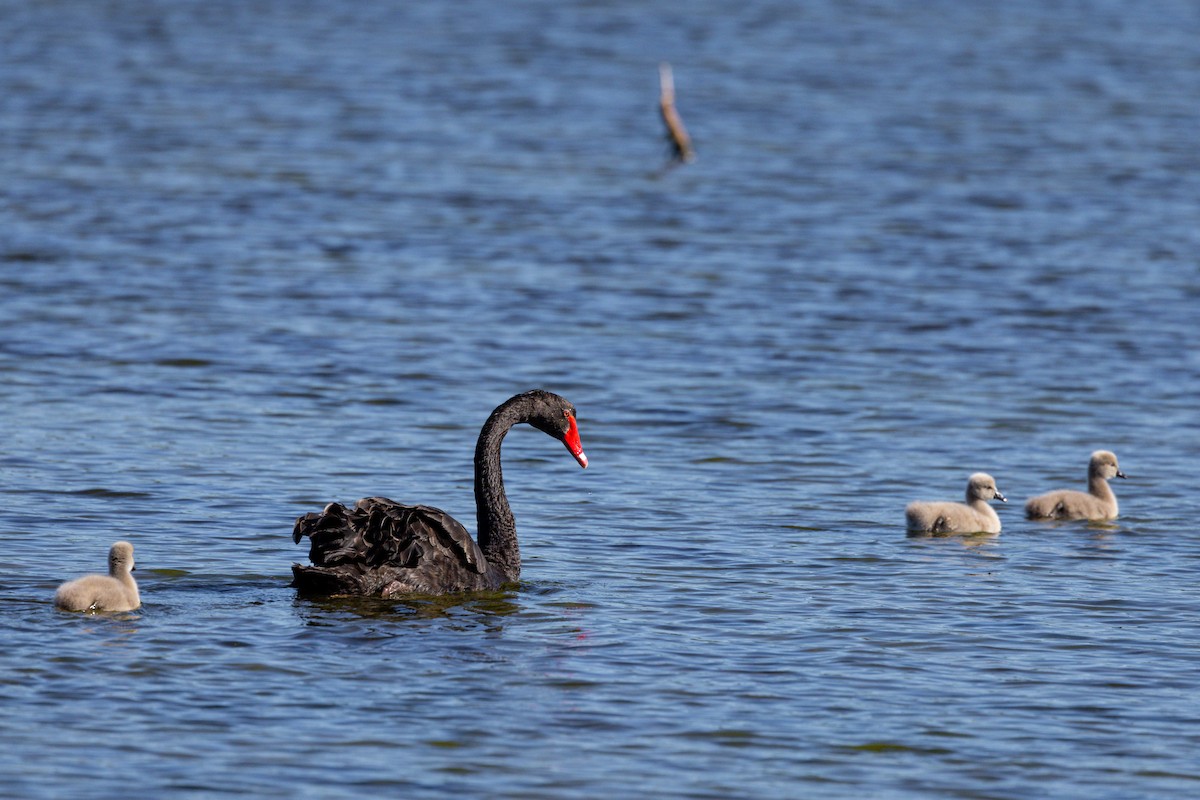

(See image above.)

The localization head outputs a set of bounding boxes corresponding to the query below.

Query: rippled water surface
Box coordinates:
[3,1,1200,797]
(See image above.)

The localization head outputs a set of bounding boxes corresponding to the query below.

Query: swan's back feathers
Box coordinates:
[292,497,492,596]
[1024,489,1114,521]
[55,574,140,612]
[294,497,485,574]
[905,501,998,534]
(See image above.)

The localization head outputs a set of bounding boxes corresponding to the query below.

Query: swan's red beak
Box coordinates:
[564,414,588,468]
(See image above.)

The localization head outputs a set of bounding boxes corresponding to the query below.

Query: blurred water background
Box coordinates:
[2,1,1199,797]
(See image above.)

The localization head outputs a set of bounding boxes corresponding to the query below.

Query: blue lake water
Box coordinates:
[2,1,1199,797]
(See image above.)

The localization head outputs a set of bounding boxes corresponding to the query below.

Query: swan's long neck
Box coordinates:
[121,571,141,608]
[1088,471,1117,515]
[109,558,140,607]
[474,400,524,582]
[969,498,1000,527]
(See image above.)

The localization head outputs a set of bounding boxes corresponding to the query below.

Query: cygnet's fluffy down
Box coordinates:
[54,541,141,612]
[1025,450,1125,521]
[905,473,1006,534]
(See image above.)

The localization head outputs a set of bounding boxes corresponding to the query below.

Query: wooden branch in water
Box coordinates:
[659,62,695,163]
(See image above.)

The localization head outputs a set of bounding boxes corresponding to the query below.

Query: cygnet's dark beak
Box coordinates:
[994,491,1008,503]
[1116,470,1127,479]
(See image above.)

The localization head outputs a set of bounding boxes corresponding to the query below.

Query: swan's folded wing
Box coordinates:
[295,497,486,575]
[401,504,487,575]
[293,501,374,567]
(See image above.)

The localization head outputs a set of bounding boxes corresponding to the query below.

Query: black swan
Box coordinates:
[291,390,588,596]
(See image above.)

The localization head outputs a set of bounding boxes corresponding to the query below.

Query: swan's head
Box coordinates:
[1088,450,1124,480]
[521,390,588,469]
[967,473,1005,503]
[109,541,136,574]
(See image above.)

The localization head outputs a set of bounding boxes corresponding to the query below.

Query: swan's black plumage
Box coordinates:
[291,390,587,597]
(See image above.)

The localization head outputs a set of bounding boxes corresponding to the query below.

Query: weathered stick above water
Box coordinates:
[659,62,695,163]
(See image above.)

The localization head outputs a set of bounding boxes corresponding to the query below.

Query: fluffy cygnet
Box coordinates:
[1025,450,1126,521]
[905,473,1007,534]
[54,541,141,612]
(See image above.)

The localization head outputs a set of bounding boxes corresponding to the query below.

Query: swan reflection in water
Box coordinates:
[293,589,524,624]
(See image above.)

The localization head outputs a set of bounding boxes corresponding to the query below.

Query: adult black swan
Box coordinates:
[291,390,588,597]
